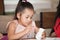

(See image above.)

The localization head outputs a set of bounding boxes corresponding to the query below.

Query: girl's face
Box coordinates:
[18,8,34,26]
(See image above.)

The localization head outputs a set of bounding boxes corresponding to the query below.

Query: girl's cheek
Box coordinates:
[28,21,32,25]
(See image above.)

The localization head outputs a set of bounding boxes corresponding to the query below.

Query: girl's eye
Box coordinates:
[30,17,32,19]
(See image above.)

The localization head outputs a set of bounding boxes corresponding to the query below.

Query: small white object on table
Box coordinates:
[36,28,45,40]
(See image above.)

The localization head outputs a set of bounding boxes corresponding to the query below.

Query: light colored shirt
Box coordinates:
[6,20,36,39]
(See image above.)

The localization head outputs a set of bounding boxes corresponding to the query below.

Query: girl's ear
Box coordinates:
[17,13,21,19]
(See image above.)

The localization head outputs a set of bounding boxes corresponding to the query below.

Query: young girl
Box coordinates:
[7,1,46,40]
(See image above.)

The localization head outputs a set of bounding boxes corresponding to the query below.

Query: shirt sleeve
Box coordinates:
[6,21,12,32]
[54,17,60,37]
[6,20,17,32]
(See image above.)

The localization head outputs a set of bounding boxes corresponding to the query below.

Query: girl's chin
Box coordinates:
[22,24,28,27]
[22,23,30,27]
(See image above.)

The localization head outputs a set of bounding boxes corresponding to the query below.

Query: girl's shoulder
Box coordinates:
[7,20,17,25]
[57,17,60,20]
[56,17,60,22]
[6,20,17,29]
[32,21,36,27]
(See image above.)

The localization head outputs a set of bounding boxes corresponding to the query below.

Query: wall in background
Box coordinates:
[4,0,59,12]
[4,0,59,21]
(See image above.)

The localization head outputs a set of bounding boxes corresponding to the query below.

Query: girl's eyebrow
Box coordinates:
[26,13,34,17]
[26,15,29,17]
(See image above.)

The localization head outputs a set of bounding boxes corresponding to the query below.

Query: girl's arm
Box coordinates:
[8,22,31,40]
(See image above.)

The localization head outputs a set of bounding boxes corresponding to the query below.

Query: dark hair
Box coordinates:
[54,0,60,22]
[14,0,34,20]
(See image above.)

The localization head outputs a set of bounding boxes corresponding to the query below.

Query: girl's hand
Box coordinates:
[36,29,46,40]
[41,31,46,39]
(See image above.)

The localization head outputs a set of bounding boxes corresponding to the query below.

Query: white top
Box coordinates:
[6,20,36,39]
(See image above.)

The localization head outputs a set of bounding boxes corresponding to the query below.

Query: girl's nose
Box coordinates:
[28,18,32,22]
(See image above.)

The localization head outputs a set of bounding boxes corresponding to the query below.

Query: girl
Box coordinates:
[50,0,60,37]
[7,0,46,40]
